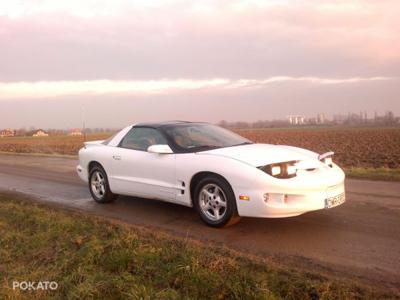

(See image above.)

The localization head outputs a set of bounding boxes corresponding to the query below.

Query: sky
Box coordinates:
[0,0,399,129]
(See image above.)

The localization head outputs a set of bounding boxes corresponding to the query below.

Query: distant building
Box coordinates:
[0,128,15,138]
[69,128,83,136]
[317,113,325,124]
[287,115,305,125]
[32,129,49,137]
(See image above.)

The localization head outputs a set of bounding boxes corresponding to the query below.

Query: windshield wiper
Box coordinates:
[190,145,219,152]
[233,142,253,147]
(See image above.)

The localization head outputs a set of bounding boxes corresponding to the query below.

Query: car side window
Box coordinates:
[119,127,168,151]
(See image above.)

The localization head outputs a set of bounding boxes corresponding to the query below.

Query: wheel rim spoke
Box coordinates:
[204,190,213,198]
[201,201,211,211]
[218,199,226,207]
[213,207,220,219]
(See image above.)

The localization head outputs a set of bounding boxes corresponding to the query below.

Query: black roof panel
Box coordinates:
[134,120,201,128]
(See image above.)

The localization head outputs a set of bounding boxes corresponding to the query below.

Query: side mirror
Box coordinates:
[147,144,173,154]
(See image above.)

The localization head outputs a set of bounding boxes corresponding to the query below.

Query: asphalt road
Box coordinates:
[0,153,399,291]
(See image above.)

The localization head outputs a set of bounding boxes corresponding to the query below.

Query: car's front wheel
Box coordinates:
[89,165,117,203]
[194,175,240,227]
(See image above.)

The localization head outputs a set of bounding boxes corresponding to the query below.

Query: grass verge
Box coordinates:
[1,194,397,299]
[345,167,400,182]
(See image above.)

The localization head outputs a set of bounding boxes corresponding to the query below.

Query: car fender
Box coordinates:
[175,153,265,209]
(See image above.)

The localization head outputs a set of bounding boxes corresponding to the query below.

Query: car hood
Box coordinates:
[198,143,322,168]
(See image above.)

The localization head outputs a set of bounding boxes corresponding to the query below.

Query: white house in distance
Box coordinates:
[69,129,83,136]
[0,128,15,138]
[32,129,49,137]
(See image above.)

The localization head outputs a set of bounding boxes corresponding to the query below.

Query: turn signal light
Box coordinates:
[324,157,333,166]
[319,151,334,167]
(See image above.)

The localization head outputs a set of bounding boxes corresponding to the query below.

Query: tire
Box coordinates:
[89,165,117,203]
[193,175,240,227]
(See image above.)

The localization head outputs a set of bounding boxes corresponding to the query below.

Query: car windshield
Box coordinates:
[163,123,253,152]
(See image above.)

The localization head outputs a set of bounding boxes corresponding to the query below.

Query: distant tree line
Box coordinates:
[218,111,400,129]
[218,120,291,129]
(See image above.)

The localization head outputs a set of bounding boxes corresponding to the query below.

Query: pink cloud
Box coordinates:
[0,0,399,82]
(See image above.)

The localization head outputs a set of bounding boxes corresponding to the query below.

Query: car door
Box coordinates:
[108,127,178,202]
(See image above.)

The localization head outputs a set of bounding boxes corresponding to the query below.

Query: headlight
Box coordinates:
[287,165,297,175]
[271,165,281,176]
[259,161,298,179]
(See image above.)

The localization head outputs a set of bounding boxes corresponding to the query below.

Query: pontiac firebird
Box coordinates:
[77,121,345,227]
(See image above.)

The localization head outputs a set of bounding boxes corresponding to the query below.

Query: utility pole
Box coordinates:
[82,105,87,142]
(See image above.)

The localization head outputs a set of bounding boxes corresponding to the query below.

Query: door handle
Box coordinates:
[112,155,121,160]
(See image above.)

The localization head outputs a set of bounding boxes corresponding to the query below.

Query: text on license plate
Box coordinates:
[325,193,345,208]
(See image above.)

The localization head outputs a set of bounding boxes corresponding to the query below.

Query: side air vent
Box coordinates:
[181,181,185,195]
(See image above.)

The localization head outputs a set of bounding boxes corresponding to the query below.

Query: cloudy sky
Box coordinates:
[0,0,399,128]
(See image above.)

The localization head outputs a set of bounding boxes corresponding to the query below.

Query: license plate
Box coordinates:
[325,193,345,208]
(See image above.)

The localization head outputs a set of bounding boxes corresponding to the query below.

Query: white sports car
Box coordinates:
[77,121,345,227]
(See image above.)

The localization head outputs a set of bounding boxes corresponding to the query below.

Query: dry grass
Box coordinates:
[1,193,396,300]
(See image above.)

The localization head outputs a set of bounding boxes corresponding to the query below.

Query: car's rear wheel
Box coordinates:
[194,175,240,227]
[89,165,117,203]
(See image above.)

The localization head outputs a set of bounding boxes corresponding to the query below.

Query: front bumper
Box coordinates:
[236,181,345,218]
[235,164,346,218]
[76,165,88,183]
